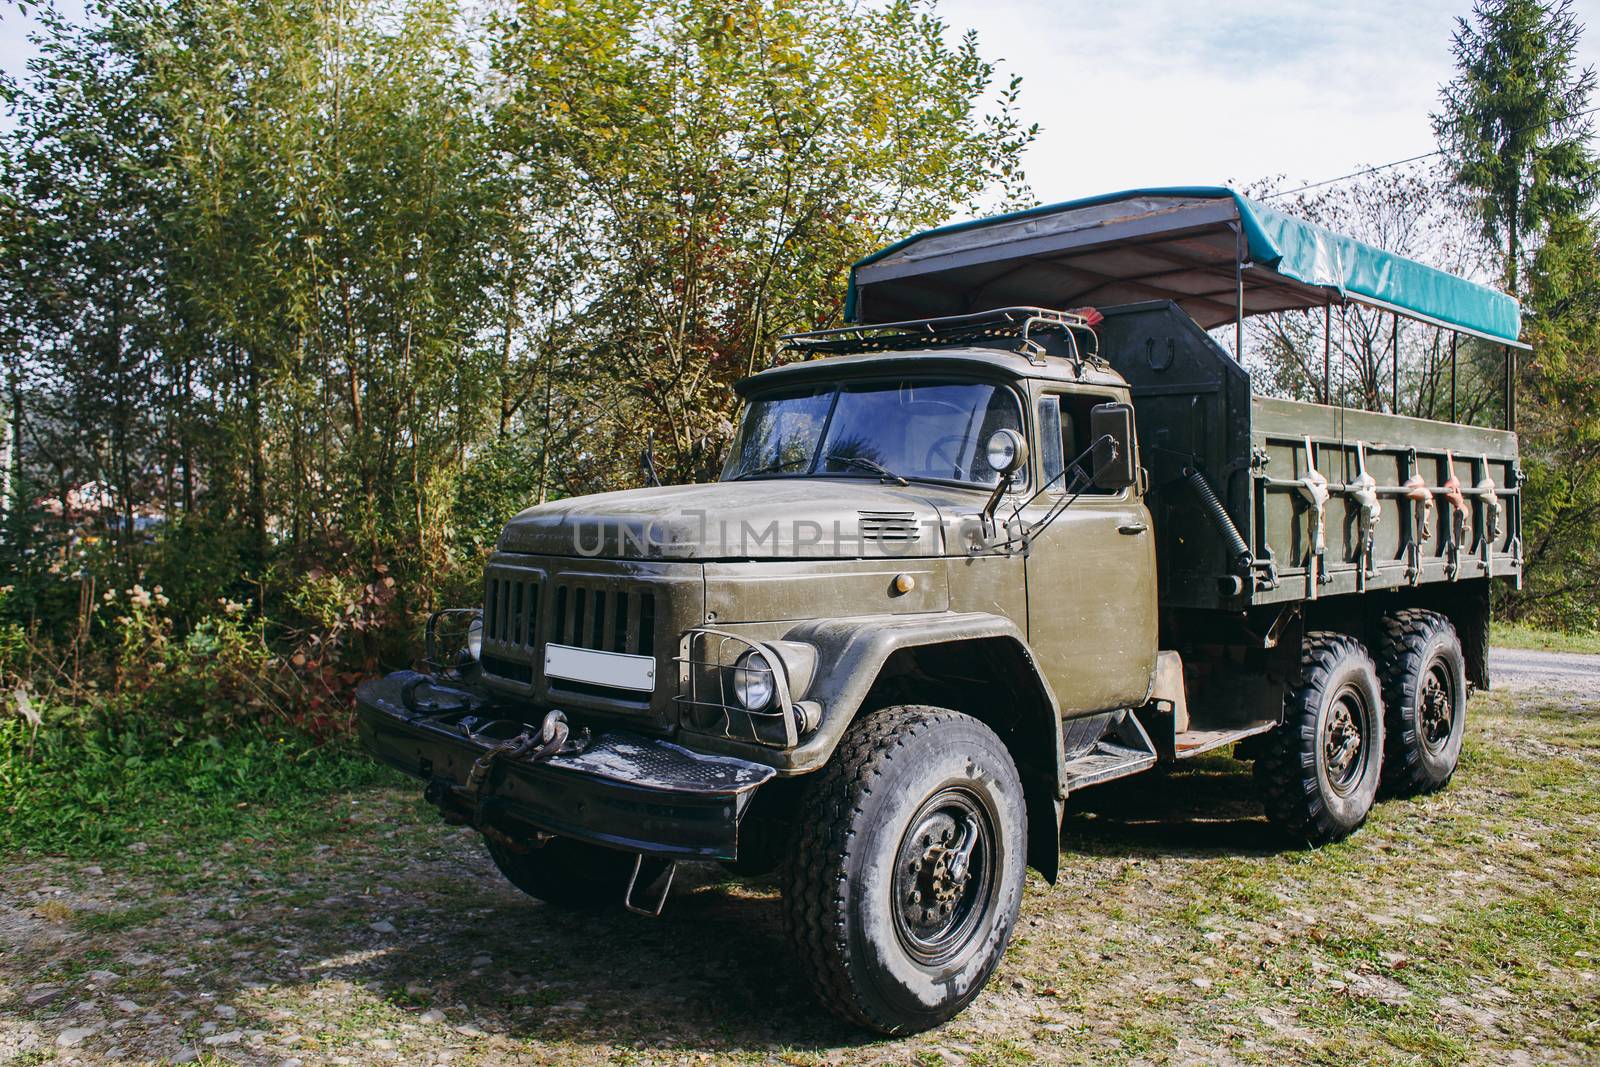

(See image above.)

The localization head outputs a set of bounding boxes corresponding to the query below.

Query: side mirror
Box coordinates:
[985,428,1029,476]
[1090,403,1136,490]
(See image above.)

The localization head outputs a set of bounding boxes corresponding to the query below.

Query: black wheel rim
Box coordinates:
[891,786,996,967]
[1321,682,1372,796]
[1418,656,1457,756]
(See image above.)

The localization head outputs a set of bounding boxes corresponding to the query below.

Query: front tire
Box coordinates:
[1377,609,1467,795]
[485,836,665,910]
[1255,632,1385,845]
[782,706,1027,1035]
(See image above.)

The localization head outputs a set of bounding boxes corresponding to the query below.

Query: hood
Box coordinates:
[497,479,977,560]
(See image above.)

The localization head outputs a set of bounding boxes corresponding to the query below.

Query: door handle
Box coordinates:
[1118,522,1148,535]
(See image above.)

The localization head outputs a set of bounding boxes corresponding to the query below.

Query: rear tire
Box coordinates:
[485,836,665,910]
[1377,609,1467,795]
[1255,632,1385,845]
[782,705,1027,1035]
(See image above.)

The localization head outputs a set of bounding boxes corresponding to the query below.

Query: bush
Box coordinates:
[0,710,396,856]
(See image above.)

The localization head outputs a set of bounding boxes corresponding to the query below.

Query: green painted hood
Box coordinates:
[497,480,970,560]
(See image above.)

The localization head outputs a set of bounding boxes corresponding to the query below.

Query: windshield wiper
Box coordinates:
[732,456,808,480]
[826,454,909,486]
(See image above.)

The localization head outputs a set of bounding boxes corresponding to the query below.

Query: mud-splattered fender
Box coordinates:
[741,611,1067,880]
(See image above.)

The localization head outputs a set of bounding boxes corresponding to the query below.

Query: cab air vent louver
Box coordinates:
[858,511,921,543]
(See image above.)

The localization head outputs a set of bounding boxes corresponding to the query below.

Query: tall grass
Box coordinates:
[0,716,397,856]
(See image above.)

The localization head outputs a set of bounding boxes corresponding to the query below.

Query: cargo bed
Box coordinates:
[1097,302,1520,612]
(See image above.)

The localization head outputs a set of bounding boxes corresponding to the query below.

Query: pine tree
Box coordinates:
[1433,0,1598,293]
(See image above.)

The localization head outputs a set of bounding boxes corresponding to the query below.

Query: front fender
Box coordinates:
[683,611,1069,882]
[758,612,1064,781]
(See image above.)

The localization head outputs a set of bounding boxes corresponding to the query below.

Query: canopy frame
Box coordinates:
[846,187,1527,431]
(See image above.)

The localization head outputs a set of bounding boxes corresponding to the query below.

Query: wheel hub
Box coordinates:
[892,792,993,964]
[1322,687,1369,794]
[1418,664,1454,752]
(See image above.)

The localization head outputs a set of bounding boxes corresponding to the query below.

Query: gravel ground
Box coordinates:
[1488,647,1600,696]
[3,661,1599,1066]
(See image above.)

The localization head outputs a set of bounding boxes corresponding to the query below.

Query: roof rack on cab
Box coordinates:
[780,306,1101,368]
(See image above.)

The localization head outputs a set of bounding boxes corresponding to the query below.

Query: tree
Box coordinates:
[0,0,1036,676]
[491,0,1036,484]
[1434,0,1598,293]
[1513,213,1600,627]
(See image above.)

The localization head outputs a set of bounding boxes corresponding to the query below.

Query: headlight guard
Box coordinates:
[676,628,820,748]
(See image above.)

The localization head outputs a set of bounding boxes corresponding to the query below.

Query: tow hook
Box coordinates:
[423,710,575,832]
[461,710,571,799]
[623,855,679,918]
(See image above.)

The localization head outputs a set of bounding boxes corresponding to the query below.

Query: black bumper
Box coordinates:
[355,671,774,861]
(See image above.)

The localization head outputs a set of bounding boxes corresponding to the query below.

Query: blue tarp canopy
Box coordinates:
[845,187,1524,347]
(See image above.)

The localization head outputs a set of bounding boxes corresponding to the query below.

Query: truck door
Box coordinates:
[1020,388,1158,713]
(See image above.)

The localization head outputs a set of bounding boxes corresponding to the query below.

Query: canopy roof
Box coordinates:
[845,187,1524,347]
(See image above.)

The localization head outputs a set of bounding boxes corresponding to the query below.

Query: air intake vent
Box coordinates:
[549,582,655,655]
[858,510,921,543]
[484,575,540,648]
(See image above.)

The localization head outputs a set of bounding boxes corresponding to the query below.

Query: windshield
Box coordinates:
[721,379,1025,487]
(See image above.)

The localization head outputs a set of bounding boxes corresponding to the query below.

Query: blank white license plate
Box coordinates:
[543,643,657,693]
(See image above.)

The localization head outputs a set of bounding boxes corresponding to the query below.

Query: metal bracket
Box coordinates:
[623,855,678,917]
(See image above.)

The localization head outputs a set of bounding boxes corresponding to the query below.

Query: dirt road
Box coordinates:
[1489,646,1600,695]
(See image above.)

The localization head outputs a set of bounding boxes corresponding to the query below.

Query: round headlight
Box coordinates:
[732,650,776,711]
[466,616,483,661]
[985,428,1028,475]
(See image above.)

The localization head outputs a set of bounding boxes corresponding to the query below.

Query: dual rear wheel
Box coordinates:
[1256,611,1467,846]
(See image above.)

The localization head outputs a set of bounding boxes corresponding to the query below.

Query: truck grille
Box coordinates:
[482,573,657,669]
[485,574,541,649]
[548,583,656,655]
[475,556,701,726]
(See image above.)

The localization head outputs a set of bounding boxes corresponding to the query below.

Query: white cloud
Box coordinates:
[937,0,1600,210]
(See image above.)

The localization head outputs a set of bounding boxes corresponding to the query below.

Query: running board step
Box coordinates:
[1171,720,1277,760]
[1063,712,1158,791]
[1063,742,1158,790]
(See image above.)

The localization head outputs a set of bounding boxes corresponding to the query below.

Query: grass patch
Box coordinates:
[0,718,400,857]
[3,688,1598,1065]
[1491,621,1600,654]
[73,902,168,933]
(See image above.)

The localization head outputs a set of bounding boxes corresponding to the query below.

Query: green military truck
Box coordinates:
[356,188,1525,1033]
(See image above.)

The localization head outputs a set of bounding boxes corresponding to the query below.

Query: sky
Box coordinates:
[4,0,1600,205]
[935,0,1600,203]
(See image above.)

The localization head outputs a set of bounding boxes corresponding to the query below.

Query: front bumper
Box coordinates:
[355,671,774,860]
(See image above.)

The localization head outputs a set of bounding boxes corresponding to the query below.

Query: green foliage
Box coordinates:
[450,435,548,557]
[1511,213,1600,626]
[0,712,393,855]
[1434,0,1599,291]
[1433,0,1600,631]
[0,0,1034,709]
[491,0,1037,483]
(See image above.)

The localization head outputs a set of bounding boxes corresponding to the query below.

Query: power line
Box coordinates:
[1261,104,1600,200]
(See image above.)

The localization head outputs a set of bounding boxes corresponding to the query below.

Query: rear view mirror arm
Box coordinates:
[980,435,1117,554]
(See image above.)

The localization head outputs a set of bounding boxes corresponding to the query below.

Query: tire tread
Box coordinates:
[1255,631,1380,845]
[780,705,1012,1033]
[1376,608,1463,795]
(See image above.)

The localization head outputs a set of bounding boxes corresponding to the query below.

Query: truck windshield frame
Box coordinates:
[721,377,1027,490]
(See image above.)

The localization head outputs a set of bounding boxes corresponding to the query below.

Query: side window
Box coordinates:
[1037,396,1068,490]
[1043,392,1120,495]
